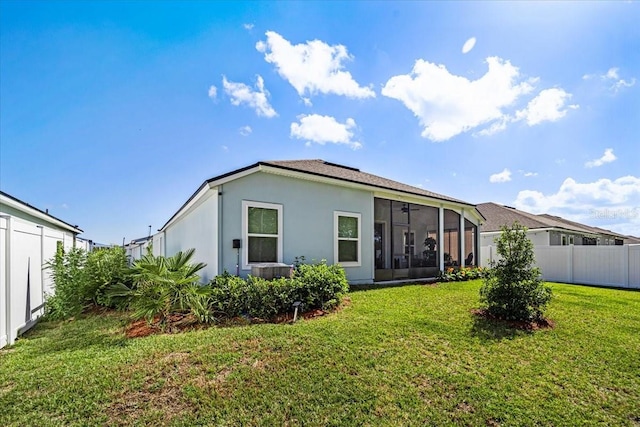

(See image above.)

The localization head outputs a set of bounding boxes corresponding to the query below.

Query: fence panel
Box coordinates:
[572,246,627,287]
[629,245,640,288]
[0,218,7,348]
[480,244,640,289]
[1,216,74,348]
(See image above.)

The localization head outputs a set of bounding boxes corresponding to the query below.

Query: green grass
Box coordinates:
[1,281,639,426]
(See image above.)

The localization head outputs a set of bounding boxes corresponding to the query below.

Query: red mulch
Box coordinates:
[470,308,555,331]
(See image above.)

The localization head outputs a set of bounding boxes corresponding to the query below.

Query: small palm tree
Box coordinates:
[108,248,209,325]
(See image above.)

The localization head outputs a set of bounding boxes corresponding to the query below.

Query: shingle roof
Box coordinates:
[162,159,479,231]
[476,202,598,234]
[537,214,626,239]
[260,159,472,206]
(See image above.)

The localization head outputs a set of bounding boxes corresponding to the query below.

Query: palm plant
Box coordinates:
[108,248,210,325]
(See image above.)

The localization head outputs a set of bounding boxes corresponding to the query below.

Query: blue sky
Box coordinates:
[1,1,638,243]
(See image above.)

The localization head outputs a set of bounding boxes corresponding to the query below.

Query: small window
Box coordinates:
[568,236,574,245]
[242,201,283,268]
[335,212,361,267]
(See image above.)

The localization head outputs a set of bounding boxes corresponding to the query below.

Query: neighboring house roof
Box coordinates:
[125,236,152,246]
[624,235,640,244]
[537,214,626,239]
[0,190,83,234]
[476,202,598,235]
[161,159,480,231]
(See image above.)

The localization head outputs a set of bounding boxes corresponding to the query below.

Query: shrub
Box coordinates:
[293,261,349,310]
[206,261,349,321]
[480,222,552,322]
[438,266,489,282]
[44,247,88,320]
[84,246,130,308]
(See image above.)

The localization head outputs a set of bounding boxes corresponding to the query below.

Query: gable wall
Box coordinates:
[220,171,374,284]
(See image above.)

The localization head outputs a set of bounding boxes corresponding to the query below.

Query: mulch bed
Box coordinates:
[124,298,351,339]
[470,308,555,331]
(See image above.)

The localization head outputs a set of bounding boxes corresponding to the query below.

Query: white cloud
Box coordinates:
[208,85,217,99]
[222,75,277,118]
[523,171,538,177]
[256,31,375,99]
[515,176,640,213]
[585,67,636,92]
[489,168,512,183]
[515,88,578,126]
[243,23,254,30]
[239,125,252,136]
[290,114,362,149]
[221,145,229,152]
[603,68,636,92]
[474,117,509,137]
[585,148,616,168]
[462,37,476,54]
[514,176,640,236]
[514,175,640,234]
[382,56,535,141]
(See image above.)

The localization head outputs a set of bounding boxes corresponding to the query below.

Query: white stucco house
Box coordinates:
[1,191,82,348]
[151,160,484,284]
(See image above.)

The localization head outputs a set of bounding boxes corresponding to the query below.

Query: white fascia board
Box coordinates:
[207,165,262,188]
[0,194,81,234]
[162,185,215,232]
[160,165,261,233]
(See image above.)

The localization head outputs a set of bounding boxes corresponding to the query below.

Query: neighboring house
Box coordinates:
[624,235,640,245]
[125,236,153,261]
[153,159,483,284]
[477,202,626,247]
[537,214,626,246]
[1,191,82,348]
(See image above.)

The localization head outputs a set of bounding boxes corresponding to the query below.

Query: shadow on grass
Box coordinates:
[18,316,130,353]
[469,314,531,342]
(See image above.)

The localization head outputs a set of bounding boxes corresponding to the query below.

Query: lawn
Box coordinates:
[1,280,639,426]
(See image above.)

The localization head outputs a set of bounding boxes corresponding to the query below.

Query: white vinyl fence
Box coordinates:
[1,216,75,348]
[481,244,640,289]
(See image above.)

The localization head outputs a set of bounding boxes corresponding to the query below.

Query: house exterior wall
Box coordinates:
[480,230,549,247]
[164,191,218,282]
[219,171,374,284]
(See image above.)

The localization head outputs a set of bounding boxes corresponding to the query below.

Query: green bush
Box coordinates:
[44,246,87,320]
[293,261,349,310]
[438,266,490,282]
[206,261,349,321]
[84,246,130,307]
[480,222,552,322]
[44,246,133,319]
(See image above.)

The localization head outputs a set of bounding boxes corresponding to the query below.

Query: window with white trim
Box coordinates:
[242,201,283,268]
[334,211,361,267]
